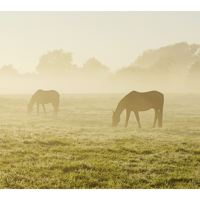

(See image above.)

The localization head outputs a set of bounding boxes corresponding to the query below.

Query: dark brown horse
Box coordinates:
[112,91,164,128]
[27,89,60,116]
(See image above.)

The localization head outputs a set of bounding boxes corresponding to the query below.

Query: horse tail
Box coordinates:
[53,94,60,116]
[57,98,60,113]
[55,96,60,116]
[158,96,164,128]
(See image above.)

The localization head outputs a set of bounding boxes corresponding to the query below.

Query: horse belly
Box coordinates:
[38,99,51,104]
[129,99,154,111]
[133,105,153,111]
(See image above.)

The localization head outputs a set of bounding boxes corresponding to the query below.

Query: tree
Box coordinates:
[36,49,73,75]
[81,57,110,76]
[150,56,172,83]
[77,57,110,90]
[186,61,200,90]
[0,64,19,77]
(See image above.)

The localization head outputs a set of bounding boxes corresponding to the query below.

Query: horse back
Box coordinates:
[34,90,60,104]
[125,90,164,111]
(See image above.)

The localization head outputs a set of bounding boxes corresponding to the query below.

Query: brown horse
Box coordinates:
[112,91,164,128]
[27,89,60,116]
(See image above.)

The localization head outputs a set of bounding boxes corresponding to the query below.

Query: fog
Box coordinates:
[1,41,200,94]
[1,12,200,94]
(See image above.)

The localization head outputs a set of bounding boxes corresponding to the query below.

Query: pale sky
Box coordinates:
[0,11,200,73]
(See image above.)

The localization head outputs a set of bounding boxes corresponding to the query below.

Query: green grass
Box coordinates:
[0,93,200,188]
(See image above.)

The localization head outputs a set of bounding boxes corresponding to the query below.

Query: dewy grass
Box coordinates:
[0,93,200,188]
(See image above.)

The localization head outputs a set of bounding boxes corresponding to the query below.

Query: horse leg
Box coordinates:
[52,102,57,117]
[125,109,131,127]
[51,103,54,116]
[55,101,59,117]
[134,111,141,128]
[158,106,163,128]
[37,103,39,116]
[53,107,57,117]
[153,109,158,128]
[55,107,57,117]
[42,104,47,116]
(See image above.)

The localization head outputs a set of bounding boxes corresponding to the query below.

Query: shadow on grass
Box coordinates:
[141,150,153,154]
[108,147,153,155]
[176,148,200,155]
[49,163,95,172]
[35,140,69,146]
[175,148,190,153]
[151,178,193,188]
[63,164,95,173]
[122,147,139,154]
[193,150,200,155]
[168,178,193,183]
[125,167,148,174]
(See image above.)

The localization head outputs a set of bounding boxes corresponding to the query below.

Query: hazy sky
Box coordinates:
[1,11,200,73]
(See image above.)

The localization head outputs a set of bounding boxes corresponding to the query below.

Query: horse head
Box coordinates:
[112,111,120,127]
[27,103,33,115]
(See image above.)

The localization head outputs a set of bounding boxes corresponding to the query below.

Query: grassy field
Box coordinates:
[0,93,200,189]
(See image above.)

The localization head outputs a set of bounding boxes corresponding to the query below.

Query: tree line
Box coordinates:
[1,42,200,93]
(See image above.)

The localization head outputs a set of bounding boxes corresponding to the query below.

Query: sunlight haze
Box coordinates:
[1,11,200,73]
[2,8,200,190]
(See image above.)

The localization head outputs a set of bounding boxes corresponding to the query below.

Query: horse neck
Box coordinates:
[115,99,126,116]
[29,95,36,107]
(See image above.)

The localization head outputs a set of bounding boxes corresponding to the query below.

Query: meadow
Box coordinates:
[0,93,200,189]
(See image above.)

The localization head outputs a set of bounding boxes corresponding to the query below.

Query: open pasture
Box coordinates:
[0,93,200,188]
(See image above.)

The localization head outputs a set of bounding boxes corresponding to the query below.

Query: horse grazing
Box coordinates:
[112,91,164,128]
[27,89,60,116]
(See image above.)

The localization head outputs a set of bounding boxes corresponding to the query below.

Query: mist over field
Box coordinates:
[1,42,200,94]
[0,93,200,188]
